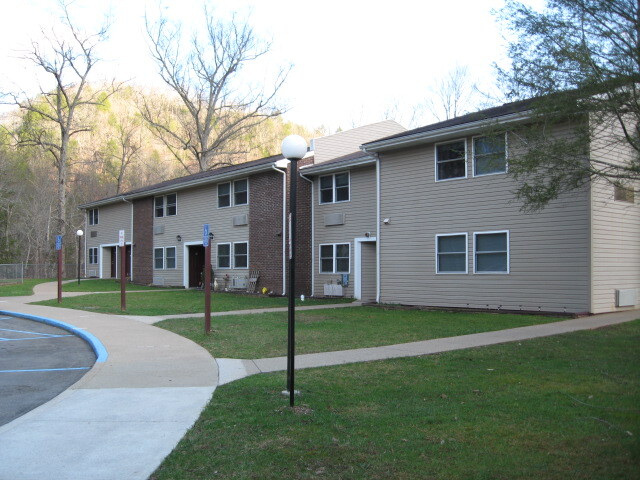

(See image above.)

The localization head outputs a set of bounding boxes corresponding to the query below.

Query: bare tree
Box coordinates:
[142,9,289,173]
[425,65,478,122]
[0,1,117,237]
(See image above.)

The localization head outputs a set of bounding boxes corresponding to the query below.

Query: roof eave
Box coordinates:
[300,156,375,176]
[362,111,533,153]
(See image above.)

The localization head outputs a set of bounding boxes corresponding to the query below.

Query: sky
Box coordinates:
[0,0,520,132]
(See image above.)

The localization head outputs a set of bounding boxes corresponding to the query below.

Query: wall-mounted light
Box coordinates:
[383,218,391,225]
[176,235,182,242]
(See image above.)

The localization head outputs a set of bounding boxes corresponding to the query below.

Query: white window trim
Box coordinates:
[318,171,351,205]
[233,241,249,269]
[434,139,468,182]
[218,178,250,209]
[473,230,510,274]
[153,247,165,270]
[435,233,468,274]
[216,242,231,269]
[155,193,178,218]
[318,242,351,274]
[472,133,508,178]
[88,247,99,265]
[165,246,177,270]
[88,208,99,226]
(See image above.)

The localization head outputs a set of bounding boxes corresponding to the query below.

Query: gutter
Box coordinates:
[300,156,375,175]
[363,111,533,152]
[299,171,315,297]
[271,164,288,295]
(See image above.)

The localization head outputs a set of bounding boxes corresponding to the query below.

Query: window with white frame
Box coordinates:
[319,243,350,273]
[436,234,468,273]
[233,242,248,268]
[154,248,164,269]
[165,247,176,269]
[155,193,177,218]
[217,243,231,268]
[88,247,98,264]
[218,179,249,208]
[436,140,466,181]
[474,231,509,273]
[473,135,507,176]
[88,208,99,226]
[319,172,350,204]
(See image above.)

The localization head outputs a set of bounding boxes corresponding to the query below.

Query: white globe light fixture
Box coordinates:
[76,229,84,285]
[280,134,307,408]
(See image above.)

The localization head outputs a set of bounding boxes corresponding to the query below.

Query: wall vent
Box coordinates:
[324,213,345,226]
[153,225,164,235]
[616,288,637,307]
[90,231,97,238]
[323,284,343,296]
[231,277,247,289]
[153,276,165,286]
[88,269,98,278]
[233,214,248,226]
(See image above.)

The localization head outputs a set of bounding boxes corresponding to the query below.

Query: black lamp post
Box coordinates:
[280,134,308,407]
[76,229,84,285]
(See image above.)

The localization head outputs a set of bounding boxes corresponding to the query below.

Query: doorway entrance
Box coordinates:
[354,237,377,302]
[188,245,205,288]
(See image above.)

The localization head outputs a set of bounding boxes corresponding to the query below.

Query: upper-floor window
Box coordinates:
[436,233,468,274]
[155,193,177,218]
[319,172,350,204]
[88,208,99,226]
[218,179,249,208]
[473,135,507,176]
[436,140,466,181]
[474,231,509,273]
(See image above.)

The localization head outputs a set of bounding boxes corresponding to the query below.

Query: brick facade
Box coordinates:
[249,170,286,294]
[293,157,313,296]
[132,198,153,285]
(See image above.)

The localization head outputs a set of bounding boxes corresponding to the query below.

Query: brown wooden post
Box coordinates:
[203,223,211,334]
[119,229,126,311]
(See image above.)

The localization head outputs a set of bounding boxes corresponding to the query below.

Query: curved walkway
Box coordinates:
[0,281,637,480]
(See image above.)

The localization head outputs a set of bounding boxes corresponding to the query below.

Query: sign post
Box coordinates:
[203,224,211,334]
[56,235,62,304]
[119,229,126,312]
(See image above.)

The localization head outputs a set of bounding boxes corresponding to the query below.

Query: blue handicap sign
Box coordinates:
[203,224,210,247]
[55,235,62,251]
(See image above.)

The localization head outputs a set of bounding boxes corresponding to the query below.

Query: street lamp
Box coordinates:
[281,134,307,407]
[76,229,84,285]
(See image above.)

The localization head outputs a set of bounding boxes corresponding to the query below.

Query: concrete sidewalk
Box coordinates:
[0,284,218,480]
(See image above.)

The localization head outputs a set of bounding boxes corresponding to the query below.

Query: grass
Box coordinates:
[33,290,353,316]
[62,279,160,292]
[0,279,53,296]
[157,307,565,358]
[151,320,640,480]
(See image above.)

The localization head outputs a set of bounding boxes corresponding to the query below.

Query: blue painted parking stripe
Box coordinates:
[0,367,91,373]
[0,335,74,341]
[0,311,108,362]
[0,327,69,337]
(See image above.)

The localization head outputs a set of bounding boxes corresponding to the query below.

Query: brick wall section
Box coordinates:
[249,170,285,294]
[292,156,313,297]
[133,198,153,285]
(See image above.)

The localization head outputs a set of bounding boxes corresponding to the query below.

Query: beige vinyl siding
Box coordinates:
[152,183,249,287]
[590,118,640,313]
[314,121,405,163]
[313,166,377,298]
[85,203,132,279]
[378,131,591,314]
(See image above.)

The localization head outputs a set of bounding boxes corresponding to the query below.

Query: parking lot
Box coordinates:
[0,314,96,426]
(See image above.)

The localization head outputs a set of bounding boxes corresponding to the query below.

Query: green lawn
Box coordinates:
[151,320,640,480]
[63,279,160,292]
[33,290,353,316]
[158,307,565,358]
[0,279,53,296]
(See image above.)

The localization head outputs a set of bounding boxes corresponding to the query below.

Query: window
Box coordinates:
[155,194,178,218]
[165,247,176,269]
[319,243,350,273]
[233,242,248,268]
[154,248,164,269]
[234,179,248,205]
[217,243,231,268]
[436,140,466,181]
[436,234,468,273]
[319,172,350,204]
[474,231,509,273]
[88,208,99,226]
[474,135,507,176]
[88,247,98,265]
[614,184,635,203]
[218,179,249,208]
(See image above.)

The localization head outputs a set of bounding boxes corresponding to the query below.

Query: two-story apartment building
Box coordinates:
[361,101,639,314]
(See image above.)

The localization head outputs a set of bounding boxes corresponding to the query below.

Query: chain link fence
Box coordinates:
[0,263,79,283]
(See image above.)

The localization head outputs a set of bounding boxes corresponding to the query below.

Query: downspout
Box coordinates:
[299,171,314,297]
[362,148,381,303]
[121,197,134,282]
[272,165,288,295]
